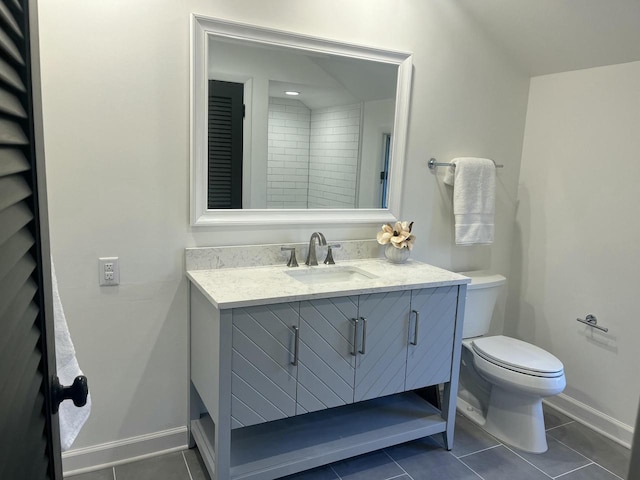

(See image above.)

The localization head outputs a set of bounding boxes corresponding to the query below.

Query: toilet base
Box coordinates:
[483,385,548,453]
[456,395,487,428]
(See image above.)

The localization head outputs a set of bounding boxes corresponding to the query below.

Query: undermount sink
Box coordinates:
[285,266,379,285]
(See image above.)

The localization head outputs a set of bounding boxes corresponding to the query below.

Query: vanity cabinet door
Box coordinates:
[405,286,458,390]
[297,297,357,414]
[354,290,412,402]
[231,303,299,428]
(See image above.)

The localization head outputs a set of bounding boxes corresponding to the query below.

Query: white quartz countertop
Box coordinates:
[187,258,470,309]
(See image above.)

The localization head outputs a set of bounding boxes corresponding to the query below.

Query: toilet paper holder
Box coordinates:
[576,314,609,333]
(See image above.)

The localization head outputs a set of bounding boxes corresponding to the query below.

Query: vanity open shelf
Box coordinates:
[187,258,469,480]
[193,392,444,480]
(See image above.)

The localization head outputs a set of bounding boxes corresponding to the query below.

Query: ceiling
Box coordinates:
[457,0,640,76]
[267,54,398,109]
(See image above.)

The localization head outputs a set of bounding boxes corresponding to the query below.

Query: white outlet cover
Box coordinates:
[99,257,120,286]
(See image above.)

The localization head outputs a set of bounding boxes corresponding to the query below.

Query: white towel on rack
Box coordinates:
[52,259,91,451]
[443,157,496,245]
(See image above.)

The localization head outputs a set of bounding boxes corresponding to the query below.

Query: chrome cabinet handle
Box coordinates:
[359,317,367,354]
[411,310,420,345]
[351,318,360,356]
[291,326,300,365]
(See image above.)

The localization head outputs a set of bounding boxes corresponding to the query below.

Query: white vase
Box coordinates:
[384,244,410,264]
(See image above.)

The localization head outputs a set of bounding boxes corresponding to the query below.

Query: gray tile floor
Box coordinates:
[69,406,631,480]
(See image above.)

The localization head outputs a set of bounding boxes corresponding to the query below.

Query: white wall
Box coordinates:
[37,0,529,467]
[508,60,640,444]
[359,98,395,208]
[267,97,310,208]
[308,103,361,208]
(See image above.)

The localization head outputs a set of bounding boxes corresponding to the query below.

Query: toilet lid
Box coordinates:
[472,335,564,377]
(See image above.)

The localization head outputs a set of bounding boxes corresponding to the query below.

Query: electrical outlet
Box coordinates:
[99,257,120,286]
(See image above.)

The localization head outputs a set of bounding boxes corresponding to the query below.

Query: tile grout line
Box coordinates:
[456,455,488,480]
[588,463,625,480]
[329,464,343,480]
[545,420,575,432]
[545,435,626,480]
[382,473,409,480]
[455,444,501,459]
[552,462,594,479]
[382,449,415,480]
[182,451,195,480]
[501,444,555,479]
[545,434,593,462]
[446,450,488,480]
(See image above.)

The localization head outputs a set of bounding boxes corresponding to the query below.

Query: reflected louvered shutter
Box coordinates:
[0,0,61,479]
[207,79,243,209]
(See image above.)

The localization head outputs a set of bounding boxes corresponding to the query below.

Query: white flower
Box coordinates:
[376,224,394,245]
[376,221,416,249]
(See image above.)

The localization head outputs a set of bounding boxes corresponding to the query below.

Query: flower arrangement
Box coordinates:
[376,221,416,250]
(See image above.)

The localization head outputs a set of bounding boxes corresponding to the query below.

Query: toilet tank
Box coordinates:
[458,271,506,339]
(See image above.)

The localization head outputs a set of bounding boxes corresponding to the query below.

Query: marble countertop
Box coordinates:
[187,258,470,309]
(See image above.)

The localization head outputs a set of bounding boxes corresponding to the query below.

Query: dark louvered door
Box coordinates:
[207,79,243,209]
[1,0,63,479]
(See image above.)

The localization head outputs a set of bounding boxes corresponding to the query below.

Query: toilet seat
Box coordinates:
[472,335,564,378]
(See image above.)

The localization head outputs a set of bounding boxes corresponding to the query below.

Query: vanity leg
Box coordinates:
[214,420,231,480]
[442,284,466,450]
[214,310,233,480]
[442,382,456,450]
[188,383,201,449]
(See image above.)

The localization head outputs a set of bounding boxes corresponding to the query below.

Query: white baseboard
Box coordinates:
[60,395,634,475]
[62,426,189,477]
[543,393,634,449]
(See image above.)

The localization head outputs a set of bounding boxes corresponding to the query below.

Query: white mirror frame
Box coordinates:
[190,14,413,226]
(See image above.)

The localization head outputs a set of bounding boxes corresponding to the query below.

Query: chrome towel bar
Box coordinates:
[577,314,609,333]
[428,157,504,170]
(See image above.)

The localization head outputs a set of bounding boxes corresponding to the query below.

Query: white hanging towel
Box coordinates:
[52,259,91,451]
[443,157,496,245]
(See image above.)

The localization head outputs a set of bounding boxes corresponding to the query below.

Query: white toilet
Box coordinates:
[456,271,566,453]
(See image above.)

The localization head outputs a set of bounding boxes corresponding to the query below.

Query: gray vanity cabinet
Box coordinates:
[230,303,299,428]
[228,288,455,426]
[297,297,357,414]
[406,285,458,390]
[297,291,413,411]
[189,278,467,480]
[354,290,412,402]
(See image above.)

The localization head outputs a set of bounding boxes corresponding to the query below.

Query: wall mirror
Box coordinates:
[191,15,412,226]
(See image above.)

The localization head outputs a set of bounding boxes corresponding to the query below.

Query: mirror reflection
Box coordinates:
[207,36,399,210]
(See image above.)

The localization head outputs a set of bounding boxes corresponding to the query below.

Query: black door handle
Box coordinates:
[52,375,88,413]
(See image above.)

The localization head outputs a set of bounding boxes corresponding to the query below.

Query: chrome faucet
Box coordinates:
[305,232,327,266]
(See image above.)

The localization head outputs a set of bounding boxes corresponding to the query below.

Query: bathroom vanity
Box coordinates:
[187,245,469,480]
